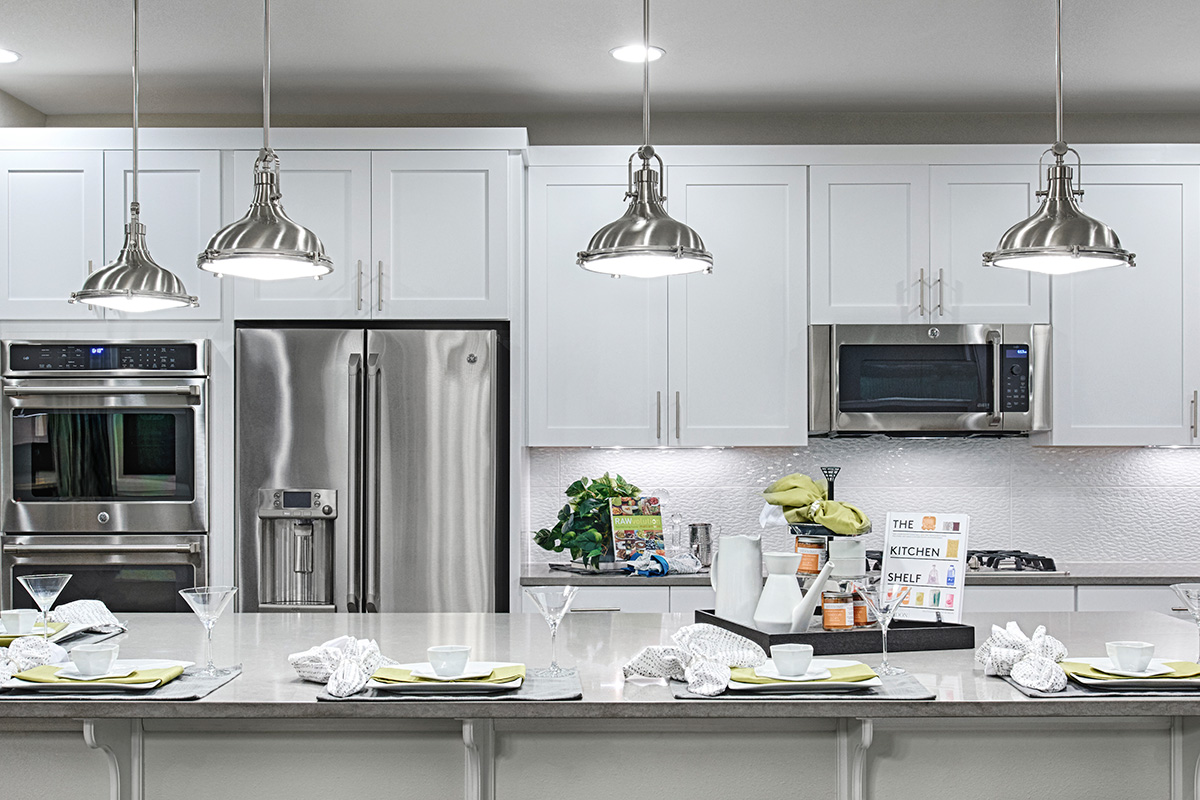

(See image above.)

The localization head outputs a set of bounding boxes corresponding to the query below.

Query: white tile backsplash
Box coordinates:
[525,438,1200,564]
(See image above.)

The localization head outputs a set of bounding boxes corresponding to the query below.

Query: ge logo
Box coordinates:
[927,327,940,339]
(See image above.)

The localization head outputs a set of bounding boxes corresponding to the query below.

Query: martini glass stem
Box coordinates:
[548,622,560,672]
[204,621,215,674]
[880,623,890,672]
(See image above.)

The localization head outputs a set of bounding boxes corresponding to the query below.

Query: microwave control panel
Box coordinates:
[1001,345,1030,412]
[8,343,198,372]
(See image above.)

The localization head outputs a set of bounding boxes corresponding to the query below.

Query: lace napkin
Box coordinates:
[975,621,1068,692]
[48,599,126,631]
[288,636,399,698]
[0,637,69,681]
[622,623,766,696]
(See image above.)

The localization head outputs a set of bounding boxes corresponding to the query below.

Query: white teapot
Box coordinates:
[752,552,836,634]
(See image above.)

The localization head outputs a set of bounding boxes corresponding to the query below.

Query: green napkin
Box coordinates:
[1060,660,1200,681]
[730,663,878,685]
[372,664,526,685]
[0,622,67,648]
[14,664,184,687]
[762,473,870,535]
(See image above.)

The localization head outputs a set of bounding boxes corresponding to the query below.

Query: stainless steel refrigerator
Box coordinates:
[235,326,507,613]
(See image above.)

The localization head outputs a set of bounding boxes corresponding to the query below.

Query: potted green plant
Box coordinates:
[533,473,641,569]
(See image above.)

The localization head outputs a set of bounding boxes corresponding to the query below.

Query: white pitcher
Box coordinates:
[752,553,836,633]
[710,534,762,626]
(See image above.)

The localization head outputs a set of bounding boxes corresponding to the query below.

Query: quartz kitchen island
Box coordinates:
[4,610,1200,800]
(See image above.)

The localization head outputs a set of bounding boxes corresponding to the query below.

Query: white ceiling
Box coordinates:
[0,0,1196,118]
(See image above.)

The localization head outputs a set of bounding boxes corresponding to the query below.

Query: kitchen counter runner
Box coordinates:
[4,610,1200,719]
[520,561,1200,586]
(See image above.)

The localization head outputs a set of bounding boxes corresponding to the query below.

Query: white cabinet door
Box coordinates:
[103,150,221,319]
[667,166,808,445]
[1076,585,1180,613]
[527,166,669,447]
[963,585,1075,613]
[372,151,508,319]
[0,151,103,320]
[929,165,1050,324]
[669,586,717,615]
[810,165,929,324]
[1046,165,1200,445]
[230,151,372,320]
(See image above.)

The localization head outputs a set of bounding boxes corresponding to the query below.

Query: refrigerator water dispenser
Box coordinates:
[257,488,337,611]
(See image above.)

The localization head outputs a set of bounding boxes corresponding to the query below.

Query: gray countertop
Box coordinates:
[5,610,1200,719]
[520,561,1200,587]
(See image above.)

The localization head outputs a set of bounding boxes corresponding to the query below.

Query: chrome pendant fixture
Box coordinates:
[577,0,712,278]
[197,0,331,281]
[983,0,1134,275]
[69,0,197,312]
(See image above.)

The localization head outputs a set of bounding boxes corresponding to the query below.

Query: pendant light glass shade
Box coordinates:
[983,0,1133,275]
[577,0,712,278]
[197,0,331,281]
[69,0,197,312]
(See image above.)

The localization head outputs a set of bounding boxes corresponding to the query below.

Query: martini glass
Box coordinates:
[17,574,71,640]
[524,585,579,677]
[852,581,913,676]
[1171,584,1200,660]
[179,586,238,676]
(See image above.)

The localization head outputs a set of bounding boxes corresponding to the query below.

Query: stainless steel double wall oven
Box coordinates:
[0,340,209,611]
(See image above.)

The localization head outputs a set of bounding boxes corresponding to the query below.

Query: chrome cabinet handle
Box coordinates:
[86,260,94,311]
[364,353,382,612]
[675,391,681,440]
[346,353,363,612]
[376,261,384,312]
[1191,390,1197,439]
[355,259,363,311]
[656,391,662,440]
[937,268,945,317]
[918,268,926,317]
[987,329,1002,427]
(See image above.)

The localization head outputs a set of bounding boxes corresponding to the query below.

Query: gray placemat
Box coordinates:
[1002,675,1200,698]
[0,666,241,701]
[318,672,583,701]
[670,673,935,700]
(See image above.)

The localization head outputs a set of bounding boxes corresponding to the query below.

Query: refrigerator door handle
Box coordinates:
[346,353,364,612]
[364,353,382,613]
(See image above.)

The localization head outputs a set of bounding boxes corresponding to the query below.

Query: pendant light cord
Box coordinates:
[263,0,271,152]
[131,0,139,208]
[641,0,650,151]
[1053,0,1065,158]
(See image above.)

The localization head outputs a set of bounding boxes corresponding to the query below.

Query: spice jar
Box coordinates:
[794,536,827,575]
[853,590,876,627]
[822,590,854,631]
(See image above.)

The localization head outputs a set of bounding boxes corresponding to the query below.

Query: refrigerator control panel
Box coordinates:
[257,488,337,518]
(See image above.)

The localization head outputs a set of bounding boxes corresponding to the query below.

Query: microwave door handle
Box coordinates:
[3,385,200,396]
[987,329,1003,427]
[346,353,363,613]
[364,353,382,613]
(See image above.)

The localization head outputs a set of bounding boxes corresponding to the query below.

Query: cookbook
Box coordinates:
[608,497,665,561]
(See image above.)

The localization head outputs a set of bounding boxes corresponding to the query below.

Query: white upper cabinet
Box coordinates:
[1044,164,1200,446]
[527,166,668,447]
[666,165,808,446]
[103,150,221,320]
[230,150,372,320]
[929,164,1049,323]
[810,165,929,324]
[0,151,104,320]
[811,163,1050,324]
[371,151,509,319]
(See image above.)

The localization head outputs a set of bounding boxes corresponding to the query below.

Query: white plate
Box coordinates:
[0,624,55,638]
[368,661,525,694]
[1088,658,1174,678]
[408,662,496,682]
[55,664,137,681]
[754,661,832,682]
[1069,657,1200,690]
[729,658,881,693]
[2,659,194,693]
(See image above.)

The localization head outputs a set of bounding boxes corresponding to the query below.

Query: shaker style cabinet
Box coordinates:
[527,164,807,447]
[810,163,1049,324]
[1042,164,1200,446]
[0,151,104,320]
[103,150,222,319]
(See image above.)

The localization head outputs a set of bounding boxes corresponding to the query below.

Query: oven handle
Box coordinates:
[4,543,201,554]
[987,328,1003,427]
[3,385,200,397]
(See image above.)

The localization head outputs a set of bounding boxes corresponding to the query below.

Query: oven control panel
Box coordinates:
[1001,344,1030,413]
[8,343,199,372]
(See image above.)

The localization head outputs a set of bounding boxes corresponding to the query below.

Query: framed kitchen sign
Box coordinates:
[881,511,970,623]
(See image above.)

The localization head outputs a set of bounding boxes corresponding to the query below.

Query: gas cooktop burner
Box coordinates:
[965,550,1057,572]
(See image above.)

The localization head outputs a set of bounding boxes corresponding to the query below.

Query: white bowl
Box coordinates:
[427,645,471,677]
[1105,640,1155,673]
[70,643,120,677]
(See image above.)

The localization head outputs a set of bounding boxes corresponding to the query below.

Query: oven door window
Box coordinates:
[838,344,993,414]
[10,564,194,612]
[10,409,194,501]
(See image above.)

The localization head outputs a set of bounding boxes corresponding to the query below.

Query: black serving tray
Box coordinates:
[694,609,976,656]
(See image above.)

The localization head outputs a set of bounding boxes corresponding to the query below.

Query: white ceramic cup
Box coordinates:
[427,645,471,677]
[1106,640,1155,672]
[70,643,119,676]
[770,643,814,677]
[0,608,38,635]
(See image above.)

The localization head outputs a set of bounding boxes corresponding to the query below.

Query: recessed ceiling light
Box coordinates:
[0,49,22,64]
[609,44,664,63]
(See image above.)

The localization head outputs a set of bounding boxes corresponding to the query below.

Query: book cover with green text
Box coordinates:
[608,497,664,561]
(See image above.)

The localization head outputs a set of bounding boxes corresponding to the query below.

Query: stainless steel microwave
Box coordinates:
[809,324,1051,434]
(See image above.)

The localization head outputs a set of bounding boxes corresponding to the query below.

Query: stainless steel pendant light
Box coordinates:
[983,0,1134,275]
[197,0,331,281]
[69,0,197,312]
[577,0,712,278]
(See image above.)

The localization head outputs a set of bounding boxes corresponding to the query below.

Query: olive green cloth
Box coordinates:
[1060,660,1200,681]
[372,664,526,685]
[15,663,184,687]
[0,622,67,648]
[762,473,870,534]
[730,663,878,685]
